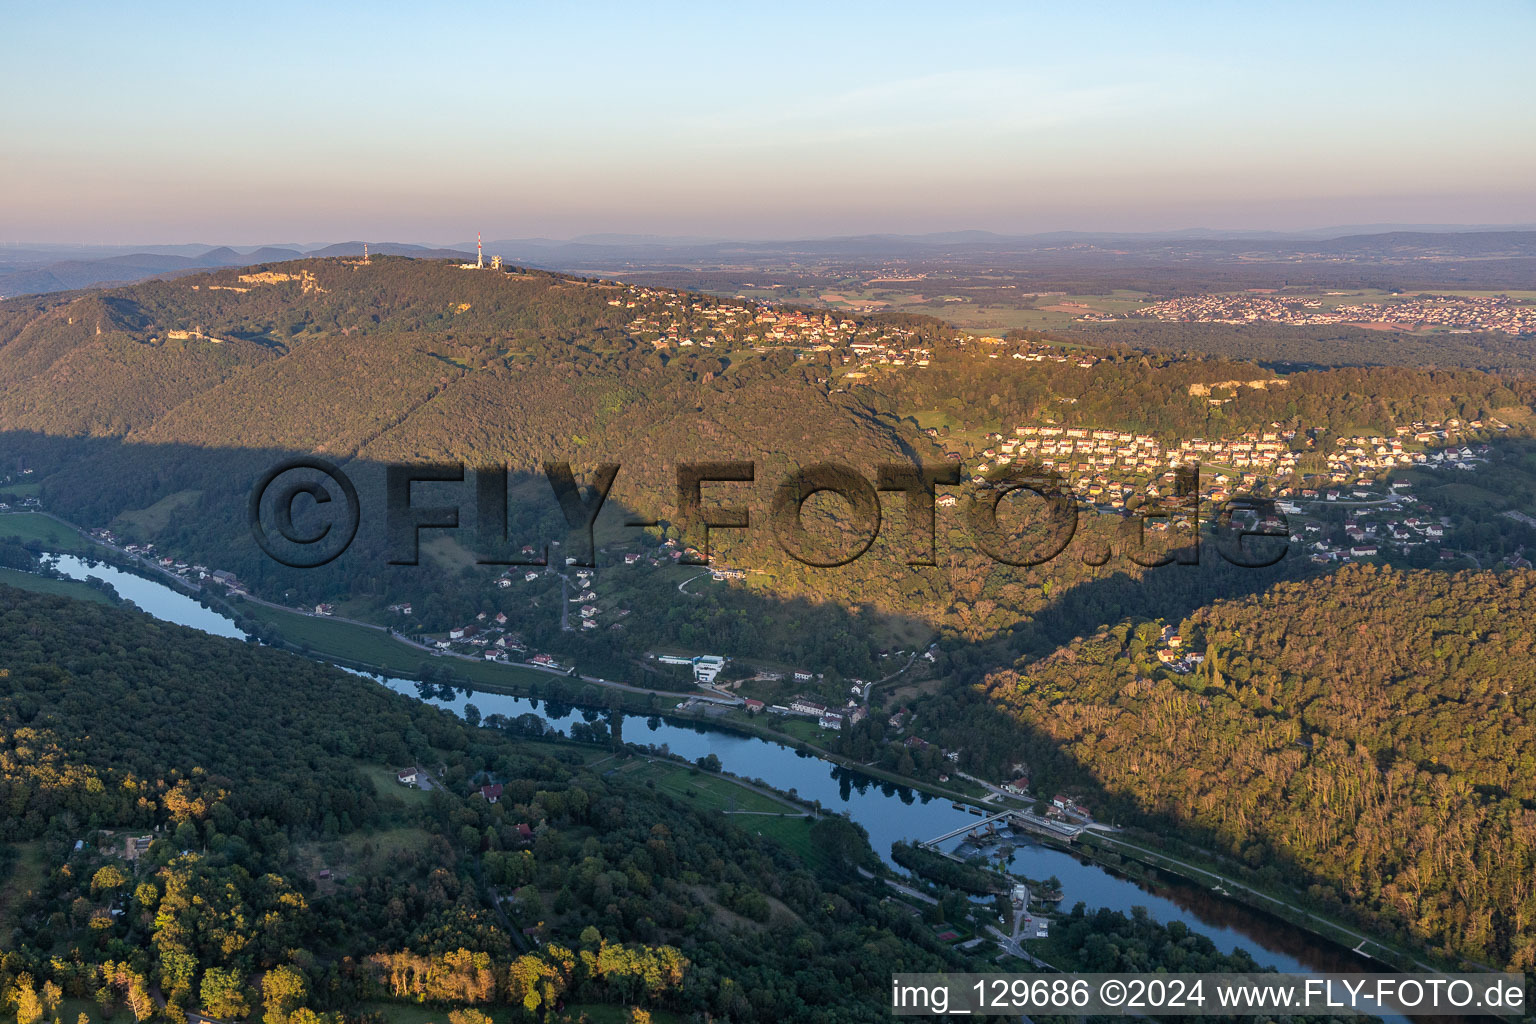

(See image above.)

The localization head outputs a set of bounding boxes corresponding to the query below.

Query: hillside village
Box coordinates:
[606,283,1109,380]
[946,416,1484,505]
[612,284,936,360]
[933,414,1520,571]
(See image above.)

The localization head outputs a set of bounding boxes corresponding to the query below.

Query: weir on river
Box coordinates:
[919,810,1014,847]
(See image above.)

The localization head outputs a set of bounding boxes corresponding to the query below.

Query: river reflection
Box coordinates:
[44,554,246,639]
[386,677,1370,974]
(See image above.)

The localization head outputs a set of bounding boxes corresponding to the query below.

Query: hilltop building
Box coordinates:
[460,232,486,269]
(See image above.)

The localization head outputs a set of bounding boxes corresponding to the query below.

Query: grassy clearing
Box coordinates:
[0,841,49,932]
[361,763,436,807]
[292,828,435,894]
[112,489,202,536]
[561,1006,682,1024]
[616,759,797,814]
[242,603,415,663]
[421,533,478,572]
[770,716,829,745]
[913,408,962,433]
[56,999,98,1024]
[880,618,936,650]
[347,1005,441,1024]
[347,827,435,859]
[0,512,100,553]
[746,815,833,873]
[1419,481,1508,509]
[517,739,615,765]
[0,567,116,605]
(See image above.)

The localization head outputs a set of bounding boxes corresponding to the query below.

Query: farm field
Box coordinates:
[612,758,800,814]
[0,511,102,553]
[0,566,117,604]
[112,489,203,536]
[745,815,834,873]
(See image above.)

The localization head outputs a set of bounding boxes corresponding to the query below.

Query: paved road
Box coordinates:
[858,867,939,906]
[1294,497,1404,509]
[987,924,1059,969]
[871,644,927,688]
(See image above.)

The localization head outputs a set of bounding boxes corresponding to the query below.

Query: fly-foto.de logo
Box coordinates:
[248,458,1289,571]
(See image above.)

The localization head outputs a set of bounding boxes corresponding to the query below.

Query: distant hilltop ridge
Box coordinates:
[0,241,471,299]
[465,223,1536,249]
[5,227,1536,300]
[471,227,1536,257]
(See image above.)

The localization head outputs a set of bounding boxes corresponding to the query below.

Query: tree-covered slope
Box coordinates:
[0,585,973,1022]
[982,564,1536,969]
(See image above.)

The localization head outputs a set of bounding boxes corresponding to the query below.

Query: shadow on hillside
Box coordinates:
[0,426,1363,947]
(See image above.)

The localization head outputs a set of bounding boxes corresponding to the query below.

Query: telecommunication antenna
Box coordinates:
[477,232,483,269]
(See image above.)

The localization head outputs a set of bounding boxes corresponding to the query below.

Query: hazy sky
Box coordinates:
[4,1,1534,243]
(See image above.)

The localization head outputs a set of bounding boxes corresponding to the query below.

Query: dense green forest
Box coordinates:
[973,565,1536,970]
[0,586,1361,1024]
[0,585,982,1022]
[1076,321,1536,376]
[881,345,1535,441]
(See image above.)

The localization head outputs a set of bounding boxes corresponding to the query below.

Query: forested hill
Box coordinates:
[7,255,1534,509]
[7,254,1536,743]
[0,256,934,515]
[4,256,1534,655]
[0,584,972,1022]
[980,564,1536,971]
[4,255,1532,465]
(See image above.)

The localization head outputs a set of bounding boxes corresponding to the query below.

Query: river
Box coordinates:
[42,552,1377,976]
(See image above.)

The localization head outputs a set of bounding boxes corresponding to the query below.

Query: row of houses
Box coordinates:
[613,285,937,359]
[950,417,1493,516]
[100,533,251,595]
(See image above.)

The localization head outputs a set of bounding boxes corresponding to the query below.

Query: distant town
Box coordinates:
[1122,291,1536,335]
